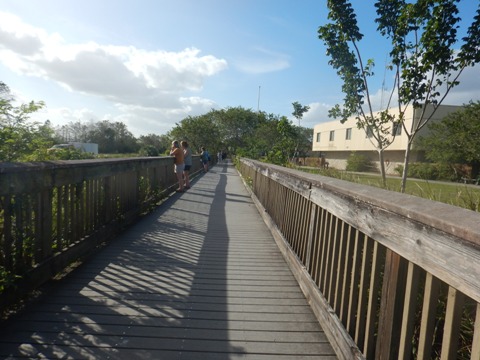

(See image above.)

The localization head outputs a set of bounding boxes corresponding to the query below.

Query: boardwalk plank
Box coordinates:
[0,161,337,359]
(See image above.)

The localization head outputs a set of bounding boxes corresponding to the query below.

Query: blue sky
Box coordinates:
[1,0,479,136]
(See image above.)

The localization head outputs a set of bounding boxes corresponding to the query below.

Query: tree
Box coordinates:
[421,101,480,178]
[56,120,96,143]
[291,102,311,163]
[168,106,304,165]
[138,134,170,156]
[0,81,9,97]
[240,113,276,158]
[295,126,314,160]
[169,107,266,158]
[0,83,48,162]
[216,107,261,155]
[275,117,298,165]
[87,120,139,154]
[168,113,222,155]
[318,0,480,192]
[291,101,310,127]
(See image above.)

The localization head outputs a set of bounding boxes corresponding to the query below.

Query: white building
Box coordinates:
[312,104,461,174]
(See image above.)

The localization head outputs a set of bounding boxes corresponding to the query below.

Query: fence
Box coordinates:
[0,156,201,309]
[238,158,480,360]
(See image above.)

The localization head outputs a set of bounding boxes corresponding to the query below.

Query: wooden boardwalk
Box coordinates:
[0,161,337,360]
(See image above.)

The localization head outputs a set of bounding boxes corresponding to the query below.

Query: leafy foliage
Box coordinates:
[420,101,480,177]
[1,75,312,165]
[0,86,52,162]
[168,107,313,166]
[55,120,140,154]
[138,134,170,156]
[291,101,310,126]
[318,0,480,192]
[346,153,374,172]
[87,120,139,154]
[395,162,456,181]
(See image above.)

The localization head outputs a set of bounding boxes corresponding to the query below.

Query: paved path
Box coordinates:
[0,161,337,359]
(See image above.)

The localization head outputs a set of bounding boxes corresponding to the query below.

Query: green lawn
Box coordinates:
[299,168,480,212]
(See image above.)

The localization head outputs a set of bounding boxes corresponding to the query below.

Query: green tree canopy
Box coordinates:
[168,112,222,155]
[138,133,171,156]
[421,101,480,177]
[167,106,310,166]
[291,101,310,127]
[85,120,139,154]
[0,84,51,162]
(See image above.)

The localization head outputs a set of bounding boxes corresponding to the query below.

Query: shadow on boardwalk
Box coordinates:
[0,161,337,360]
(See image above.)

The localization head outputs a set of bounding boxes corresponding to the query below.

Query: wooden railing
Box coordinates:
[238,158,480,360]
[0,156,202,309]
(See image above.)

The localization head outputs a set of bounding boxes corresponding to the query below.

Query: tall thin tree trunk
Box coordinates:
[400,140,413,193]
[378,149,387,188]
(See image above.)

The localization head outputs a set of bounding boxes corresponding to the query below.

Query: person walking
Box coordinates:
[181,140,192,189]
[200,147,209,173]
[170,140,185,192]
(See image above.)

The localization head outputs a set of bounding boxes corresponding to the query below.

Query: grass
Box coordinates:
[298,167,480,212]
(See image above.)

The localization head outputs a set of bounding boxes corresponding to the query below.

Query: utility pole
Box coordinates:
[257,86,261,113]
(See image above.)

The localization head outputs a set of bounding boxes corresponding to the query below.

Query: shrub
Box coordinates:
[266,150,288,166]
[346,153,374,172]
[394,164,404,176]
[404,163,457,181]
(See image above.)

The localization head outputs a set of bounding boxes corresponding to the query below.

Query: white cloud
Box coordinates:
[0,11,228,135]
[437,65,480,105]
[0,12,46,56]
[234,46,290,74]
[298,62,480,130]
[36,106,102,128]
[297,102,332,128]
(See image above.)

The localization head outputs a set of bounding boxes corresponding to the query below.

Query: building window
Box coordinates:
[316,132,321,142]
[329,130,335,141]
[345,128,352,140]
[392,122,402,135]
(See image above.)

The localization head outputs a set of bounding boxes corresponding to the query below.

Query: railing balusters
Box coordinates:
[333,220,347,313]
[347,229,363,336]
[472,304,480,360]
[440,286,465,360]
[318,209,329,291]
[418,273,441,359]
[239,158,480,360]
[0,157,202,309]
[339,224,354,324]
[364,241,384,358]
[398,261,421,360]
[327,216,340,305]
[309,205,322,282]
[3,195,13,270]
[305,204,317,272]
[355,236,373,349]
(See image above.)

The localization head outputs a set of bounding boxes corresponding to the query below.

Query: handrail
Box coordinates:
[238,158,480,360]
[0,156,202,309]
